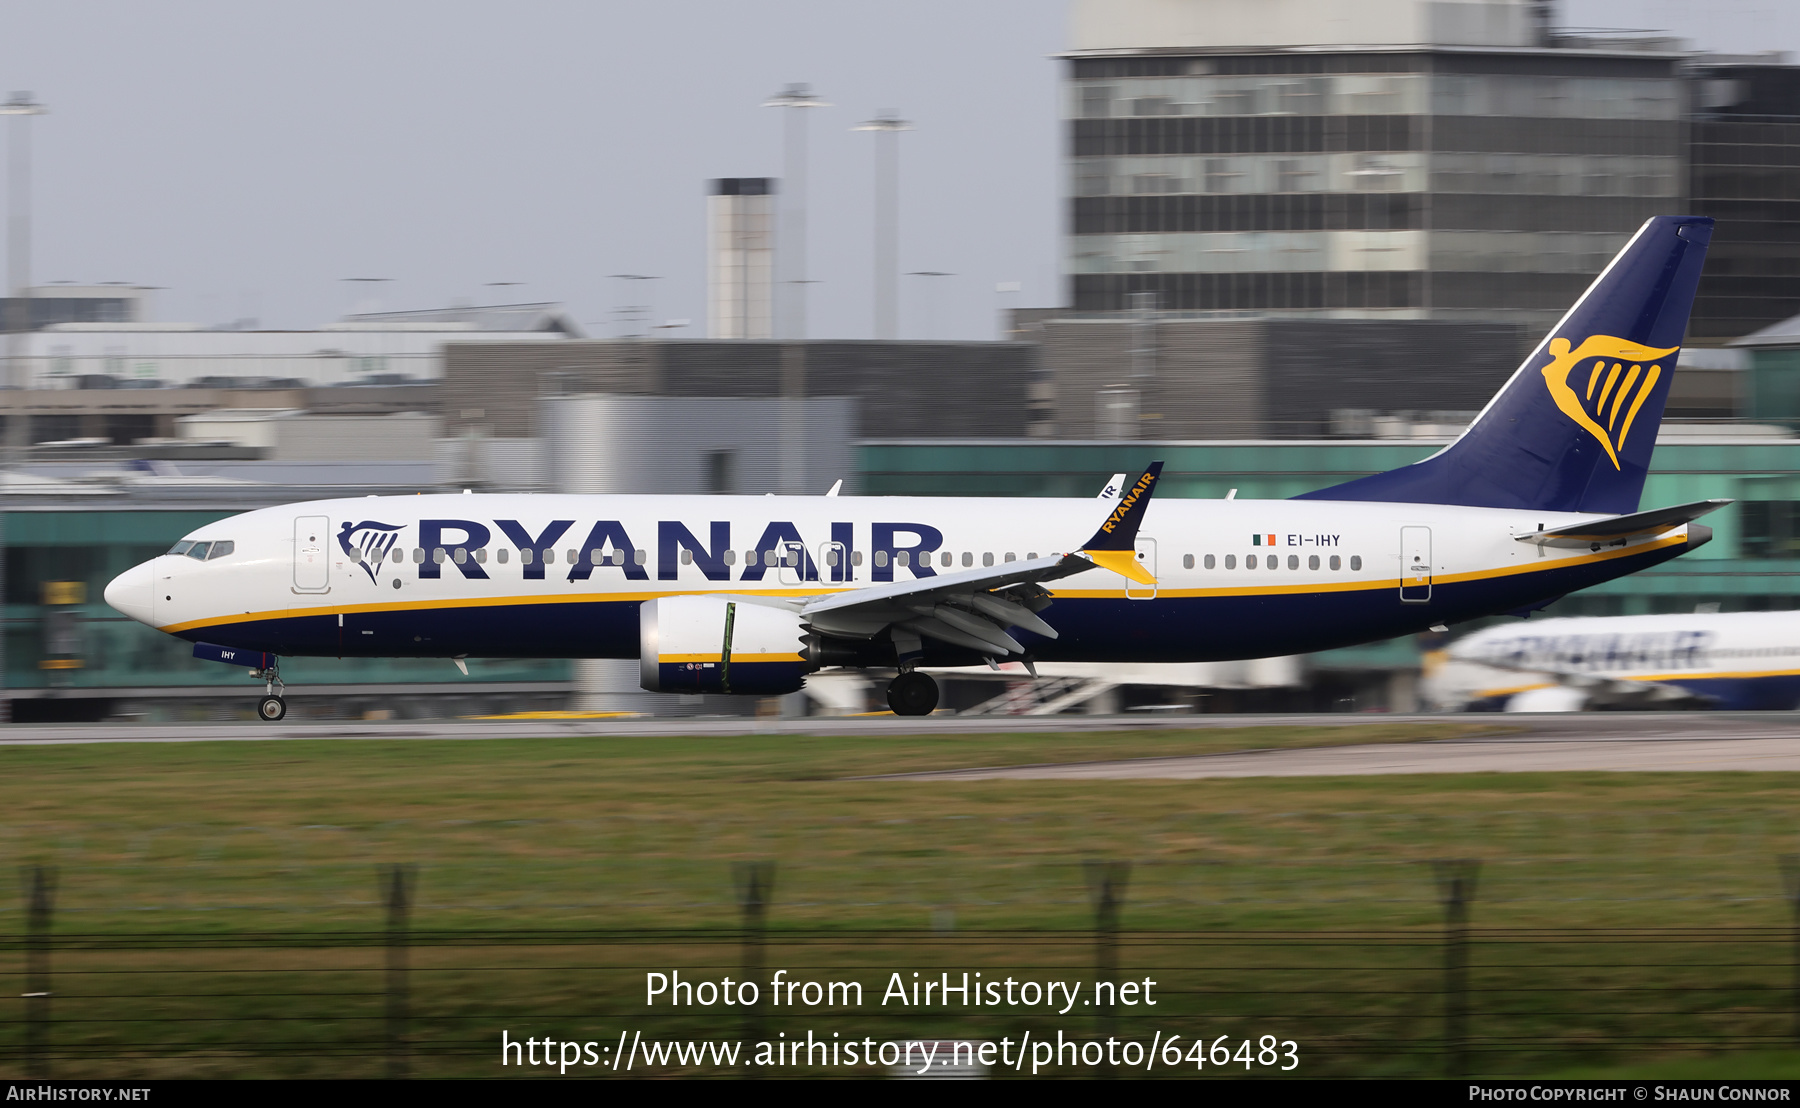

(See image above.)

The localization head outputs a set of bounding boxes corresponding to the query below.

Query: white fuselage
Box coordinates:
[103,492,1698,667]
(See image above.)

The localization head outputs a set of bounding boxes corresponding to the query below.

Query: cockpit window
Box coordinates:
[167,539,233,560]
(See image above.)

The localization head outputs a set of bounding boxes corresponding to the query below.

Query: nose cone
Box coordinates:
[104,560,157,626]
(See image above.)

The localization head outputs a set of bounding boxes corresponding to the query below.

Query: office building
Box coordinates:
[1066,0,1685,333]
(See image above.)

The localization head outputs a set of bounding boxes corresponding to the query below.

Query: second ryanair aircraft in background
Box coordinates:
[106,216,1722,719]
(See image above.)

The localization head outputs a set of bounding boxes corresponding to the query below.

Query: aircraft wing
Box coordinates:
[797,463,1165,659]
[1513,499,1731,549]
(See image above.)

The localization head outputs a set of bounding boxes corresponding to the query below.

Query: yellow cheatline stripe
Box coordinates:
[158,532,1692,633]
[1473,682,1556,698]
[659,652,803,665]
[1623,667,1800,682]
[158,585,849,635]
[462,710,646,720]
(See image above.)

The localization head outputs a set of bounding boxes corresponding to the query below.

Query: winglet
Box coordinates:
[1080,462,1163,584]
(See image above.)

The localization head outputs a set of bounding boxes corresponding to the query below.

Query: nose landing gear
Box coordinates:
[886,670,939,717]
[249,660,287,722]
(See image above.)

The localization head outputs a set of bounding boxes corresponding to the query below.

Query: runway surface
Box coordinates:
[6,714,1800,779]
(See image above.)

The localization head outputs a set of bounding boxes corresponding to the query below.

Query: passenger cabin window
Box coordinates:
[391,549,404,563]
[497,548,509,564]
[1350,555,1363,571]
[940,551,952,567]
[852,551,864,567]
[1247,554,1257,569]
[1308,554,1319,570]
[1204,554,1215,569]
[983,552,995,567]
[1329,555,1340,570]
[874,551,889,568]
[1287,555,1298,570]
[412,548,425,564]
[1225,554,1236,569]
[962,552,973,567]
[1004,552,1016,562]
[896,551,910,568]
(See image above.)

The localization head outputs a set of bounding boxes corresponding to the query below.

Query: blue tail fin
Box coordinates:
[1297,215,1713,514]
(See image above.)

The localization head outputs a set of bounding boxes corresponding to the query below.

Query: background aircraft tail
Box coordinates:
[1297,215,1713,515]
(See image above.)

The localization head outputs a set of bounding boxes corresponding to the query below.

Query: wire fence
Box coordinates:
[8,860,1800,1078]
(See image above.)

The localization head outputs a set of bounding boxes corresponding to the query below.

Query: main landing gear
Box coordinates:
[886,670,939,717]
[250,659,287,722]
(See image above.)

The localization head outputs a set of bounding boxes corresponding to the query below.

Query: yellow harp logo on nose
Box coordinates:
[1540,334,1678,470]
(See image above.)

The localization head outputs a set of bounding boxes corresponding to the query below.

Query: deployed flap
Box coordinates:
[1515,499,1731,548]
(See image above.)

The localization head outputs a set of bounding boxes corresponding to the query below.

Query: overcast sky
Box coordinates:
[0,1,1795,341]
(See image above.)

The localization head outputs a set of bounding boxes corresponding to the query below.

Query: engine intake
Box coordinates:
[639,595,809,695]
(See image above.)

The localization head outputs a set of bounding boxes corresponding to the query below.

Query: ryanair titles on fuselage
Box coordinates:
[1466,630,1715,673]
[338,516,955,586]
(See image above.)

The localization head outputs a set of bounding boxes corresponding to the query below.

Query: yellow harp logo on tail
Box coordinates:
[1539,335,1678,469]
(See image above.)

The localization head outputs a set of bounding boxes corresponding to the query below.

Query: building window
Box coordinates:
[1741,502,1800,559]
[1081,85,1114,119]
[1276,160,1313,193]
[705,449,736,494]
[1204,159,1241,194]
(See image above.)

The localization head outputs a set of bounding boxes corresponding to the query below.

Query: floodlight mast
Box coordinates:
[761,84,829,340]
[3,93,47,459]
[853,112,913,340]
[0,91,44,726]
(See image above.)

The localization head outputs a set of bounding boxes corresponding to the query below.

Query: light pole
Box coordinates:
[4,92,47,457]
[905,271,954,339]
[340,277,393,317]
[995,281,1022,340]
[853,112,912,340]
[0,91,45,728]
[608,274,662,338]
[762,84,829,340]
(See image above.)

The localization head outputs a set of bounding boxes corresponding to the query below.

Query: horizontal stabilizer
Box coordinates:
[1515,499,1731,549]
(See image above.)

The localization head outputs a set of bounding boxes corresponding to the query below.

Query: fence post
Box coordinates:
[383,864,417,1080]
[1779,855,1800,1045]
[1431,858,1480,1079]
[20,864,55,1079]
[1085,860,1130,1074]
[732,861,775,1076]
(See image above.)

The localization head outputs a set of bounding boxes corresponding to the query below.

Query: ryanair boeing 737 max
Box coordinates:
[105,216,1723,720]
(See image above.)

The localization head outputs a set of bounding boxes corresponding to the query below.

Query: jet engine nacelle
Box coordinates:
[639,595,809,695]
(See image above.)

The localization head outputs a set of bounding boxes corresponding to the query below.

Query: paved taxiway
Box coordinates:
[5,714,1800,780]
